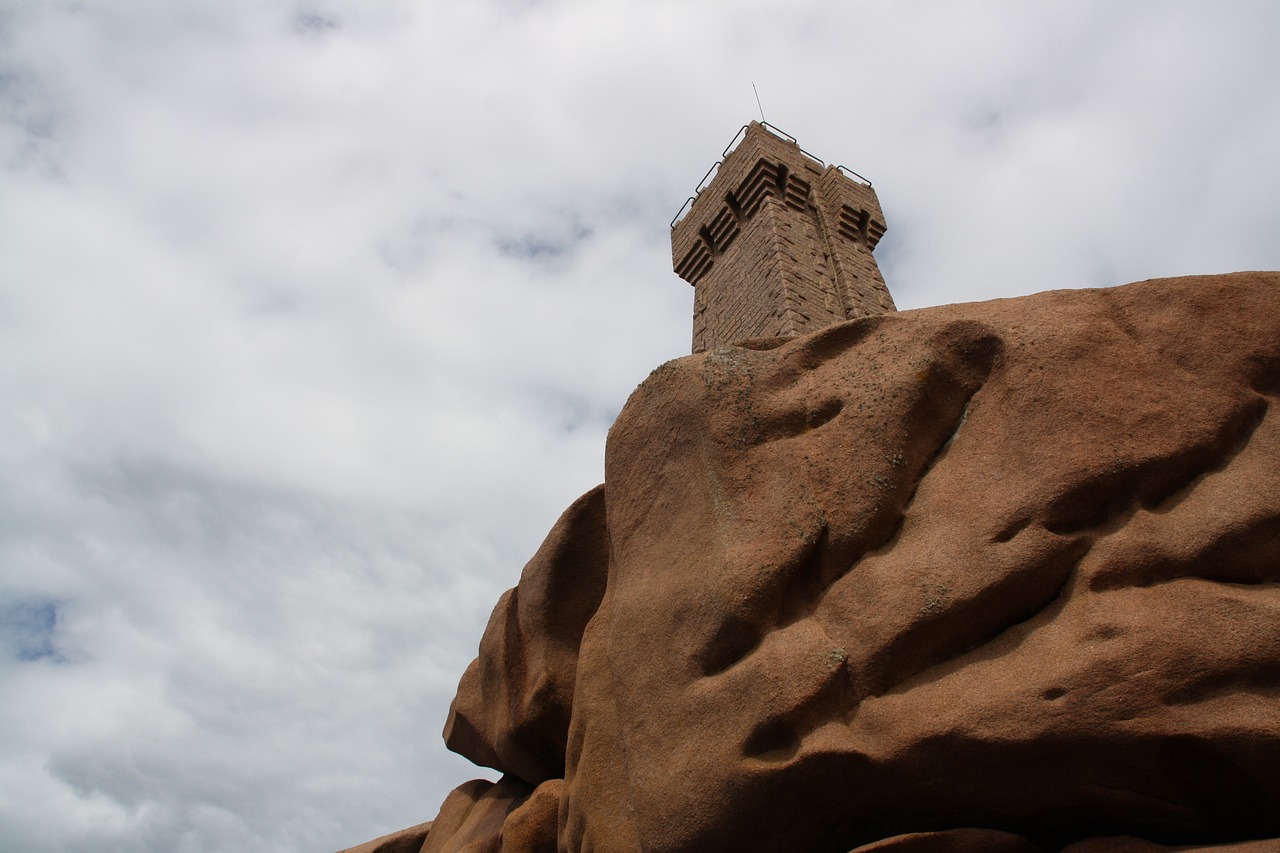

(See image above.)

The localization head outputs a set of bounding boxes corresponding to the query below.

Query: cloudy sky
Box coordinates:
[1,1,1278,851]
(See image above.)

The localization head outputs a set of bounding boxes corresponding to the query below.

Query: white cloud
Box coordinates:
[1,1,1278,850]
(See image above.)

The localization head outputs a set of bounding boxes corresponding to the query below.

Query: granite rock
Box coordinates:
[435,273,1280,853]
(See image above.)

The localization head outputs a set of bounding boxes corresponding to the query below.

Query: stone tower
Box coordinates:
[671,122,896,353]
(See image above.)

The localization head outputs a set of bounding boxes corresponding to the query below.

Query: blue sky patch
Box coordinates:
[1,598,62,662]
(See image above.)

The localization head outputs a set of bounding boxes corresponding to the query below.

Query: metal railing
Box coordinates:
[671,122,868,228]
[836,164,873,187]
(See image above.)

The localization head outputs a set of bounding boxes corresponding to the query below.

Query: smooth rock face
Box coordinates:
[421,776,532,853]
[437,273,1280,853]
[444,486,608,786]
[335,821,433,853]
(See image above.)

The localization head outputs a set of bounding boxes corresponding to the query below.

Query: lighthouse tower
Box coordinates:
[671,122,896,353]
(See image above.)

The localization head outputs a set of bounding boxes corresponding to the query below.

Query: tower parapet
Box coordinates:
[671,122,896,353]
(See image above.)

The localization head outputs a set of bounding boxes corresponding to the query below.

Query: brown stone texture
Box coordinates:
[848,829,1042,852]
[672,122,896,353]
[443,486,607,786]
[335,821,432,853]
[422,272,1280,853]
[414,777,560,853]
[499,779,561,853]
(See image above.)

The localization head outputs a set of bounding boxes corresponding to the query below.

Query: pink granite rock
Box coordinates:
[444,487,608,786]
[335,821,432,853]
[430,273,1280,853]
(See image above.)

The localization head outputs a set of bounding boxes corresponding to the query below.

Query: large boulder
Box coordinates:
[438,273,1280,853]
[444,486,608,786]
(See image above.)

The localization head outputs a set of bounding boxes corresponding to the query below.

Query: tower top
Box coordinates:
[671,122,895,353]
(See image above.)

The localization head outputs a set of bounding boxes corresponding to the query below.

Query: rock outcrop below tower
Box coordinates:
[413,272,1280,853]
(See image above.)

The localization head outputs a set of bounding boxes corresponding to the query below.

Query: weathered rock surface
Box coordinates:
[336,821,432,853]
[443,486,608,787]
[434,272,1280,853]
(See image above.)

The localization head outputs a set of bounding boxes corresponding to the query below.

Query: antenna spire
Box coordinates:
[752,83,766,123]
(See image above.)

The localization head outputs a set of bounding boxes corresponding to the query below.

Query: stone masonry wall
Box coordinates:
[672,122,896,353]
[814,167,896,318]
